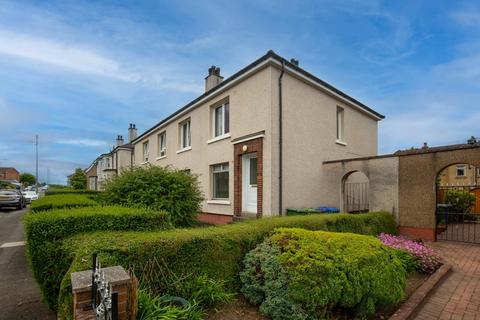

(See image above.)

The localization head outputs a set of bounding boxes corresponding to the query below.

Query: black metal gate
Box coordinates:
[435,184,480,243]
[344,182,369,213]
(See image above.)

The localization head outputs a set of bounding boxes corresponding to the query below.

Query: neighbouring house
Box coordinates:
[95,125,135,190]
[438,163,479,186]
[84,161,98,191]
[129,50,384,224]
[0,167,20,182]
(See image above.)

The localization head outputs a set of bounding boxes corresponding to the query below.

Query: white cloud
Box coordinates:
[0,29,140,82]
[56,139,108,147]
[451,10,480,27]
[433,53,480,82]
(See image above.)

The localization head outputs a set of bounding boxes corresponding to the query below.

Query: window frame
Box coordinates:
[179,119,191,150]
[456,165,466,177]
[212,102,230,138]
[211,163,229,200]
[158,131,167,158]
[336,106,345,143]
[142,141,149,162]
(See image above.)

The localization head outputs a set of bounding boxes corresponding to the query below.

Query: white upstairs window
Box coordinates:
[180,120,191,149]
[143,141,149,162]
[336,106,345,142]
[213,102,230,137]
[158,132,166,157]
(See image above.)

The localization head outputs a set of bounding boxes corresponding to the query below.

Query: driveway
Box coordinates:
[0,207,56,320]
[413,241,480,320]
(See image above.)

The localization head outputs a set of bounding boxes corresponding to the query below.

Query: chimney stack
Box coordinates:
[116,135,124,147]
[128,123,137,142]
[205,66,223,92]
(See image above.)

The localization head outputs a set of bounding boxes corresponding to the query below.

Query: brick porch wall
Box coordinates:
[198,212,233,225]
[233,137,263,217]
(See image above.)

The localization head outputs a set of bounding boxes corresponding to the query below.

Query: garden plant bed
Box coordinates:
[205,272,434,320]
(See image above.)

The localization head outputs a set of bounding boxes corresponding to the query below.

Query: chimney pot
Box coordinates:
[422,142,428,149]
[290,58,299,66]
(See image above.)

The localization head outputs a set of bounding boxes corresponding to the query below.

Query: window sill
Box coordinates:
[207,133,231,144]
[140,161,150,165]
[207,200,231,205]
[156,155,167,160]
[176,146,192,154]
[335,139,347,146]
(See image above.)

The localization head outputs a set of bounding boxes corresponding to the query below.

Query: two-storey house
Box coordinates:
[130,50,384,224]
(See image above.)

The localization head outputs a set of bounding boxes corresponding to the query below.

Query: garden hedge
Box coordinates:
[241,228,407,319]
[56,212,396,318]
[30,194,98,212]
[45,188,100,196]
[24,206,171,309]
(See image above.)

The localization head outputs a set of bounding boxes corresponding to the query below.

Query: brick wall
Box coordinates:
[233,137,263,217]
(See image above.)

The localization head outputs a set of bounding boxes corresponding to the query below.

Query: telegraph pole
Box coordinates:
[35,134,39,193]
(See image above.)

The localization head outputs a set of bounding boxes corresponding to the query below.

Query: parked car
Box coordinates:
[0,189,26,209]
[22,190,39,203]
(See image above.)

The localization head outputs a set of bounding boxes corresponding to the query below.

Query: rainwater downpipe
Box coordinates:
[278,61,285,216]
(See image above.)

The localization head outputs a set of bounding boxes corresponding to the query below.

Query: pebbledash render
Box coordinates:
[129,50,384,224]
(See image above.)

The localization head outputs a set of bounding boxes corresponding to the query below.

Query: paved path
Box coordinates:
[413,241,480,320]
[0,208,56,320]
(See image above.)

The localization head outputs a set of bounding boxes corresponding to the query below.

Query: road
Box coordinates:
[0,207,56,320]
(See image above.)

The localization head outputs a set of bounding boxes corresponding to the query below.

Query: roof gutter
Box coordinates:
[278,61,285,216]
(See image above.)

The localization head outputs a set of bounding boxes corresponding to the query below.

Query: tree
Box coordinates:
[20,172,36,186]
[68,168,87,190]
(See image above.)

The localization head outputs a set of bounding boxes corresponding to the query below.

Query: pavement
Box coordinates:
[0,207,56,320]
[413,241,480,320]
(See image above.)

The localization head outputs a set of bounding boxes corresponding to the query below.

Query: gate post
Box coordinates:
[71,266,131,320]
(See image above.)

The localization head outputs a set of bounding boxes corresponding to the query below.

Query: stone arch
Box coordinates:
[341,170,370,213]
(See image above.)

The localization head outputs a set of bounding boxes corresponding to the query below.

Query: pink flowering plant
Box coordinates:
[378,233,441,274]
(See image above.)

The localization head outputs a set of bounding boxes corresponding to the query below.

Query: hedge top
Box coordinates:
[30,194,98,212]
[25,205,172,243]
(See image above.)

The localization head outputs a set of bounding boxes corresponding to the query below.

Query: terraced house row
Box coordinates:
[84,50,384,224]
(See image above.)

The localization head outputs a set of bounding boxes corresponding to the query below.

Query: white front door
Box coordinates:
[242,153,258,213]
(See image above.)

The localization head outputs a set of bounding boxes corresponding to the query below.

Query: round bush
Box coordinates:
[101,166,203,227]
[241,228,407,319]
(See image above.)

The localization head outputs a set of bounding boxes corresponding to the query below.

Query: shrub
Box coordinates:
[30,194,98,212]
[445,189,476,213]
[56,212,397,318]
[241,228,407,319]
[101,166,203,227]
[24,206,171,310]
[378,233,441,274]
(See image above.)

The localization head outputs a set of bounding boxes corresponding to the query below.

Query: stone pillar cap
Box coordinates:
[71,266,130,293]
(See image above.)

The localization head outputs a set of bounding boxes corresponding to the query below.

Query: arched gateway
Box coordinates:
[323,140,480,242]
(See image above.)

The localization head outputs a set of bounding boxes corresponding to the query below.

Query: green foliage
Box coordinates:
[101,166,203,227]
[20,172,36,186]
[45,188,100,195]
[24,206,171,310]
[241,228,407,319]
[137,289,204,320]
[445,189,476,213]
[68,168,87,190]
[56,212,397,318]
[30,194,98,212]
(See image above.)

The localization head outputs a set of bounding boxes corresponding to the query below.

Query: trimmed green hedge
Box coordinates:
[30,194,98,212]
[45,188,100,196]
[241,228,407,318]
[24,206,171,310]
[57,212,396,318]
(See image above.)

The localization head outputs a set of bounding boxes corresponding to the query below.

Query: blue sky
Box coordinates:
[0,1,479,184]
